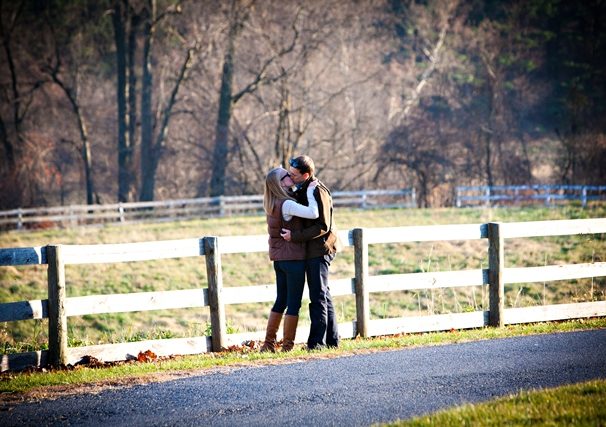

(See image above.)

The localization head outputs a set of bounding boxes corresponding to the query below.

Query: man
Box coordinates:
[280,155,340,350]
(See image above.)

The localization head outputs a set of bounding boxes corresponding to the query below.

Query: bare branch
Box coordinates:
[231,9,300,104]
[392,0,459,125]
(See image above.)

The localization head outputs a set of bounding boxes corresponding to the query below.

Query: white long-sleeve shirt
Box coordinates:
[281,185,319,221]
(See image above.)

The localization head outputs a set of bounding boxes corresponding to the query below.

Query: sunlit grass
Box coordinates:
[384,379,606,426]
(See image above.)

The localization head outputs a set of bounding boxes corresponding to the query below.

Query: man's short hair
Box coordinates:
[289,155,315,175]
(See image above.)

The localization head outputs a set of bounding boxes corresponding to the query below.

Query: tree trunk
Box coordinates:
[141,47,195,202]
[139,0,155,201]
[481,54,496,189]
[0,2,25,207]
[274,80,293,167]
[127,4,138,196]
[67,93,97,205]
[208,29,235,197]
[0,118,11,170]
[0,9,20,168]
[113,0,136,202]
[140,1,195,202]
[76,105,96,205]
[0,96,15,171]
[113,0,129,202]
[417,170,428,208]
[208,1,240,198]
[484,131,493,188]
[48,71,98,205]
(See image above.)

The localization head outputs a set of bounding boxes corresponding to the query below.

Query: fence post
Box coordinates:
[118,203,125,223]
[17,208,23,230]
[47,245,68,366]
[353,228,369,337]
[219,196,225,217]
[487,222,504,327]
[204,236,226,351]
[69,206,77,228]
[485,186,491,207]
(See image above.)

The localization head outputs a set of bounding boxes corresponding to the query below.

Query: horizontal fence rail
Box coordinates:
[0,189,416,231]
[456,184,606,208]
[0,218,605,371]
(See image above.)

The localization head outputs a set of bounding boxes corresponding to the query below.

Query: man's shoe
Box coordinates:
[306,344,326,351]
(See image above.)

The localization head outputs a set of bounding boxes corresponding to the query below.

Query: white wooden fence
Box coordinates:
[456,184,606,207]
[1,218,605,371]
[2,185,602,232]
[0,189,416,231]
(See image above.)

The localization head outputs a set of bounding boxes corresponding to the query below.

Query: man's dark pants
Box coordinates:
[306,254,339,349]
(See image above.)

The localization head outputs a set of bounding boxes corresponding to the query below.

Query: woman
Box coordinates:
[261,166,318,352]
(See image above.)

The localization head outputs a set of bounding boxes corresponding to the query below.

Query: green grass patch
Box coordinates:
[386,379,606,426]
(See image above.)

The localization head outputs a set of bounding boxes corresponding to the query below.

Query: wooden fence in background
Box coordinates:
[1,218,605,371]
[0,189,416,231]
[455,184,606,207]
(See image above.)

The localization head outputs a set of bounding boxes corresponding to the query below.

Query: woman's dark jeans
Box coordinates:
[272,260,306,316]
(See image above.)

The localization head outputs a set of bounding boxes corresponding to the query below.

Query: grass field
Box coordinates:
[1,205,605,353]
[387,378,606,426]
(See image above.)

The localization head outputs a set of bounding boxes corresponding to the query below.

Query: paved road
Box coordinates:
[3,329,606,426]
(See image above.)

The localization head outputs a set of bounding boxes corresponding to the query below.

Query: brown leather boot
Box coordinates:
[281,314,299,352]
[260,311,283,352]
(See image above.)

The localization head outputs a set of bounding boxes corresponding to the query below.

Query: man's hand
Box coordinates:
[280,228,292,241]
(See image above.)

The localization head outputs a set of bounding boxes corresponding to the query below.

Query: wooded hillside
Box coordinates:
[1,0,604,209]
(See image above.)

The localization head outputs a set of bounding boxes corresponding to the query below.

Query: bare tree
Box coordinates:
[207,0,302,197]
[0,0,48,208]
[0,0,25,171]
[111,0,136,202]
[206,0,248,197]
[42,8,100,205]
[138,0,194,202]
[226,1,387,193]
[385,0,459,126]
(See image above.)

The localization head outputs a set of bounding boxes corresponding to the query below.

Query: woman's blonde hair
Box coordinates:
[264,167,295,214]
